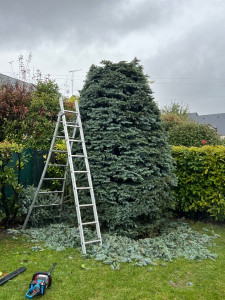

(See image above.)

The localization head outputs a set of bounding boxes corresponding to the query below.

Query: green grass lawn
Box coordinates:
[0,222,225,300]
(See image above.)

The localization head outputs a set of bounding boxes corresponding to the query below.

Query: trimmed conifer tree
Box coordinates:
[79,59,176,237]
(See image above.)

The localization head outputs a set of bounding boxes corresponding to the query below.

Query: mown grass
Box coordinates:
[0,221,225,300]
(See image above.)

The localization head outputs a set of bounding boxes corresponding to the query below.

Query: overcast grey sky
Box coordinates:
[0,0,225,114]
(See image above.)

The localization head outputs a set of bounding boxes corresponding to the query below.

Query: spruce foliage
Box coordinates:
[79,59,176,237]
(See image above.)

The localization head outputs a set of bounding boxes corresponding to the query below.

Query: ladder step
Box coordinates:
[66,124,80,128]
[84,239,101,245]
[64,110,78,114]
[60,121,76,124]
[55,135,77,139]
[23,99,102,254]
[60,121,77,126]
[82,221,97,225]
[38,191,63,194]
[34,203,61,208]
[52,150,67,153]
[79,204,94,207]
[43,178,66,180]
[48,164,68,167]
[69,139,82,142]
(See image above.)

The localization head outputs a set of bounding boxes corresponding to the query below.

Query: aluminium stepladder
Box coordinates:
[22,97,102,254]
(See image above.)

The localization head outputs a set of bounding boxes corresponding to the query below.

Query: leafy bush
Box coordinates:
[173,145,225,220]
[79,59,177,237]
[161,102,222,147]
[161,102,190,115]
[0,141,25,224]
[161,113,191,131]
[168,123,222,147]
[161,102,191,131]
[0,82,33,141]
[46,140,67,189]
[3,79,61,150]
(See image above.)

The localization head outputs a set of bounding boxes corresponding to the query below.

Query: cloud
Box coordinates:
[142,0,225,113]
[1,0,225,113]
[0,0,183,48]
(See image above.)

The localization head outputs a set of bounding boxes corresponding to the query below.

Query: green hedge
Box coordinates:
[168,123,222,147]
[172,145,225,220]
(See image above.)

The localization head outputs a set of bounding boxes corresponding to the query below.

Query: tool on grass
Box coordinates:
[0,267,26,286]
[25,263,57,299]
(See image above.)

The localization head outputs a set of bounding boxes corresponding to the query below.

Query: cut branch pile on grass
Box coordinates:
[8,220,219,266]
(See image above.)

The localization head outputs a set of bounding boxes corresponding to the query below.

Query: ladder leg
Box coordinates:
[23,98,102,253]
[59,116,79,221]
[22,113,63,230]
[59,167,68,222]
[59,98,87,254]
[75,101,102,245]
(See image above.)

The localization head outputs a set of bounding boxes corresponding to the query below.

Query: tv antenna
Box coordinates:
[9,61,14,77]
[69,69,82,95]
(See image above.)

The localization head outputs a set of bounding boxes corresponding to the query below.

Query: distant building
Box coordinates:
[0,73,34,89]
[189,112,225,138]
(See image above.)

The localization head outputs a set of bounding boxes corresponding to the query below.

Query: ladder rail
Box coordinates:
[22,112,63,230]
[22,98,102,255]
[59,98,87,254]
[59,118,79,221]
[75,101,102,245]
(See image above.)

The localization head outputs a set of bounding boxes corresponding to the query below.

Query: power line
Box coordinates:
[53,78,84,81]
[3,71,225,82]
[48,74,85,78]
[155,94,225,98]
[3,70,225,80]
[151,82,225,87]
[150,76,225,80]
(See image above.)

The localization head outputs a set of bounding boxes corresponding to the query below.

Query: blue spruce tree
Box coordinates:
[79,59,176,237]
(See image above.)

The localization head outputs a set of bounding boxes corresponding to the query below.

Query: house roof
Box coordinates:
[189,112,225,136]
[0,73,34,89]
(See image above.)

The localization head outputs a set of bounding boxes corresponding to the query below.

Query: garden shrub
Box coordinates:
[46,140,67,190]
[0,82,33,141]
[161,102,191,131]
[0,141,25,224]
[0,79,64,224]
[173,145,225,220]
[79,59,177,237]
[161,112,191,131]
[3,79,61,150]
[168,123,222,147]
